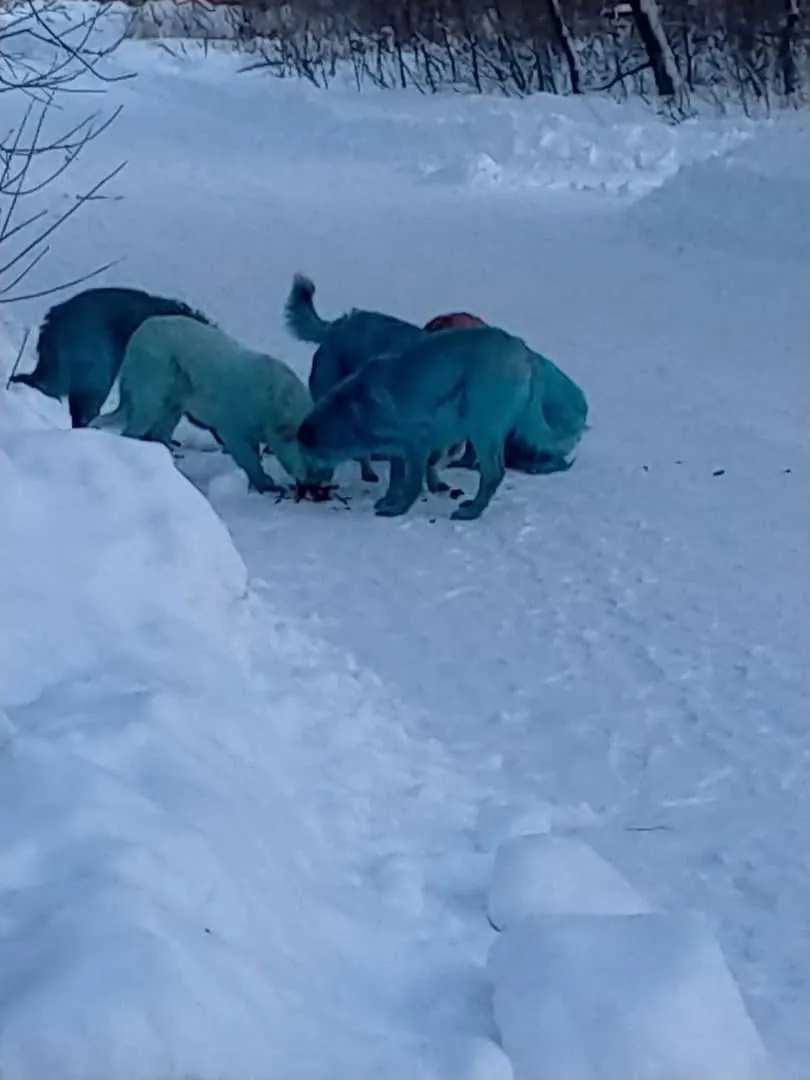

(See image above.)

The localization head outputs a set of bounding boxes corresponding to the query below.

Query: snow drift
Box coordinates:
[0,320,464,1079]
[489,911,771,1080]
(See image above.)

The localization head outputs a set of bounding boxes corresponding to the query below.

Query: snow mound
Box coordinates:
[0,377,316,1078]
[0,323,486,1080]
[0,318,67,435]
[418,104,752,196]
[489,912,770,1080]
[0,424,249,705]
[475,798,601,852]
[0,339,417,1078]
[488,834,652,930]
[425,1034,514,1080]
[73,38,754,201]
[627,114,810,261]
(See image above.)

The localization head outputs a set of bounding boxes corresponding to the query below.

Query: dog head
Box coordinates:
[424,312,486,333]
[269,416,335,487]
[300,453,335,487]
[298,368,397,460]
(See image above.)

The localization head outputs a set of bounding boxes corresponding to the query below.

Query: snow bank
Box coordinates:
[489,912,771,1080]
[1,323,319,1078]
[424,1035,514,1080]
[627,113,810,261]
[487,834,652,930]
[90,29,755,201]
[0,318,493,1079]
[475,798,601,852]
[415,100,752,196]
[1,322,423,1079]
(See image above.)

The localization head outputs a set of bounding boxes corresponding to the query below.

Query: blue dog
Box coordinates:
[285,274,587,479]
[298,325,568,520]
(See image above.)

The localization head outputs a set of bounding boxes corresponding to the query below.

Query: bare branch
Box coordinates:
[0,0,127,307]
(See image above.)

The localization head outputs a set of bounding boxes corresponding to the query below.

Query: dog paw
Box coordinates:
[450,499,483,521]
[374,499,407,518]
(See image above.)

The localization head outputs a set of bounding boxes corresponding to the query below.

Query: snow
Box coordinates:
[487,834,652,929]
[424,1034,515,1080]
[1,7,809,1079]
[0,317,484,1079]
[489,912,771,1080]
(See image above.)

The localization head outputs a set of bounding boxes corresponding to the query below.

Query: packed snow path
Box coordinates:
[3,24,809,1077]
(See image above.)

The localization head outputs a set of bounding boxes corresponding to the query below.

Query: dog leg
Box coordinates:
[374,452,424,517]
[426,457,450,494]
[69,390,108,429]
[145,402,184,446]
[359,457,380,483]
[90,402,127,433]
[446,441,478,471]
[374,457,405,513]
[218,428,285,494]
[373,451,425,518]
[451,439,505,521]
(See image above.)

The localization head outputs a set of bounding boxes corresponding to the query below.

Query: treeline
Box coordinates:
[130,0,808,114]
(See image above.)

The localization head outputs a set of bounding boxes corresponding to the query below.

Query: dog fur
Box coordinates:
[284,272,460,490]
[297,325,554,520]
[9,286,212,428]
[422,311,588,474]
[286,275,587,487]
[92,315,332,493]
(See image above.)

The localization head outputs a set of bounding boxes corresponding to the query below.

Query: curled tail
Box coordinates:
[283,272,332,345]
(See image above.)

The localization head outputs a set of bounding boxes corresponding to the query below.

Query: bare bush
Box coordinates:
[0,0,129,306]
[124,0,810,114]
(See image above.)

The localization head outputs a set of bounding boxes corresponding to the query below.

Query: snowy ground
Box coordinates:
[1,8,809,1079]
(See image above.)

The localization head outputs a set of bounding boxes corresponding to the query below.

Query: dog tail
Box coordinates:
[8,309,62,398]
[283,273,332,345]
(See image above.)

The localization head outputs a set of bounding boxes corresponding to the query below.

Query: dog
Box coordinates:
[92,315,332,494]
[423,311,588,475]
[9,286,212,428]
[287,277,587,481]
[284,272,421,483]
[284,272,465,490]
[297,325,558,520]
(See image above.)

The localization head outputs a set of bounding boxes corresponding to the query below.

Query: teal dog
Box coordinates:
[93,315,332,494]
[286,276,587,479]
[297,325,562,520]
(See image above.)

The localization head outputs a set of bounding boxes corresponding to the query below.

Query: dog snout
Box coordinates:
[298,418,317,448]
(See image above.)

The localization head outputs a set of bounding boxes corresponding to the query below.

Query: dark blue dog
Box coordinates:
[10,286,212,428]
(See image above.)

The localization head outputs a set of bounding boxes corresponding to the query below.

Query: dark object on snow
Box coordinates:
[276,480,349,505]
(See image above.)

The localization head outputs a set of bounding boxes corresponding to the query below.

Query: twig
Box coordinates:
[5,327,30,388]
[0,255,124,306]
[0,159,127,287]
